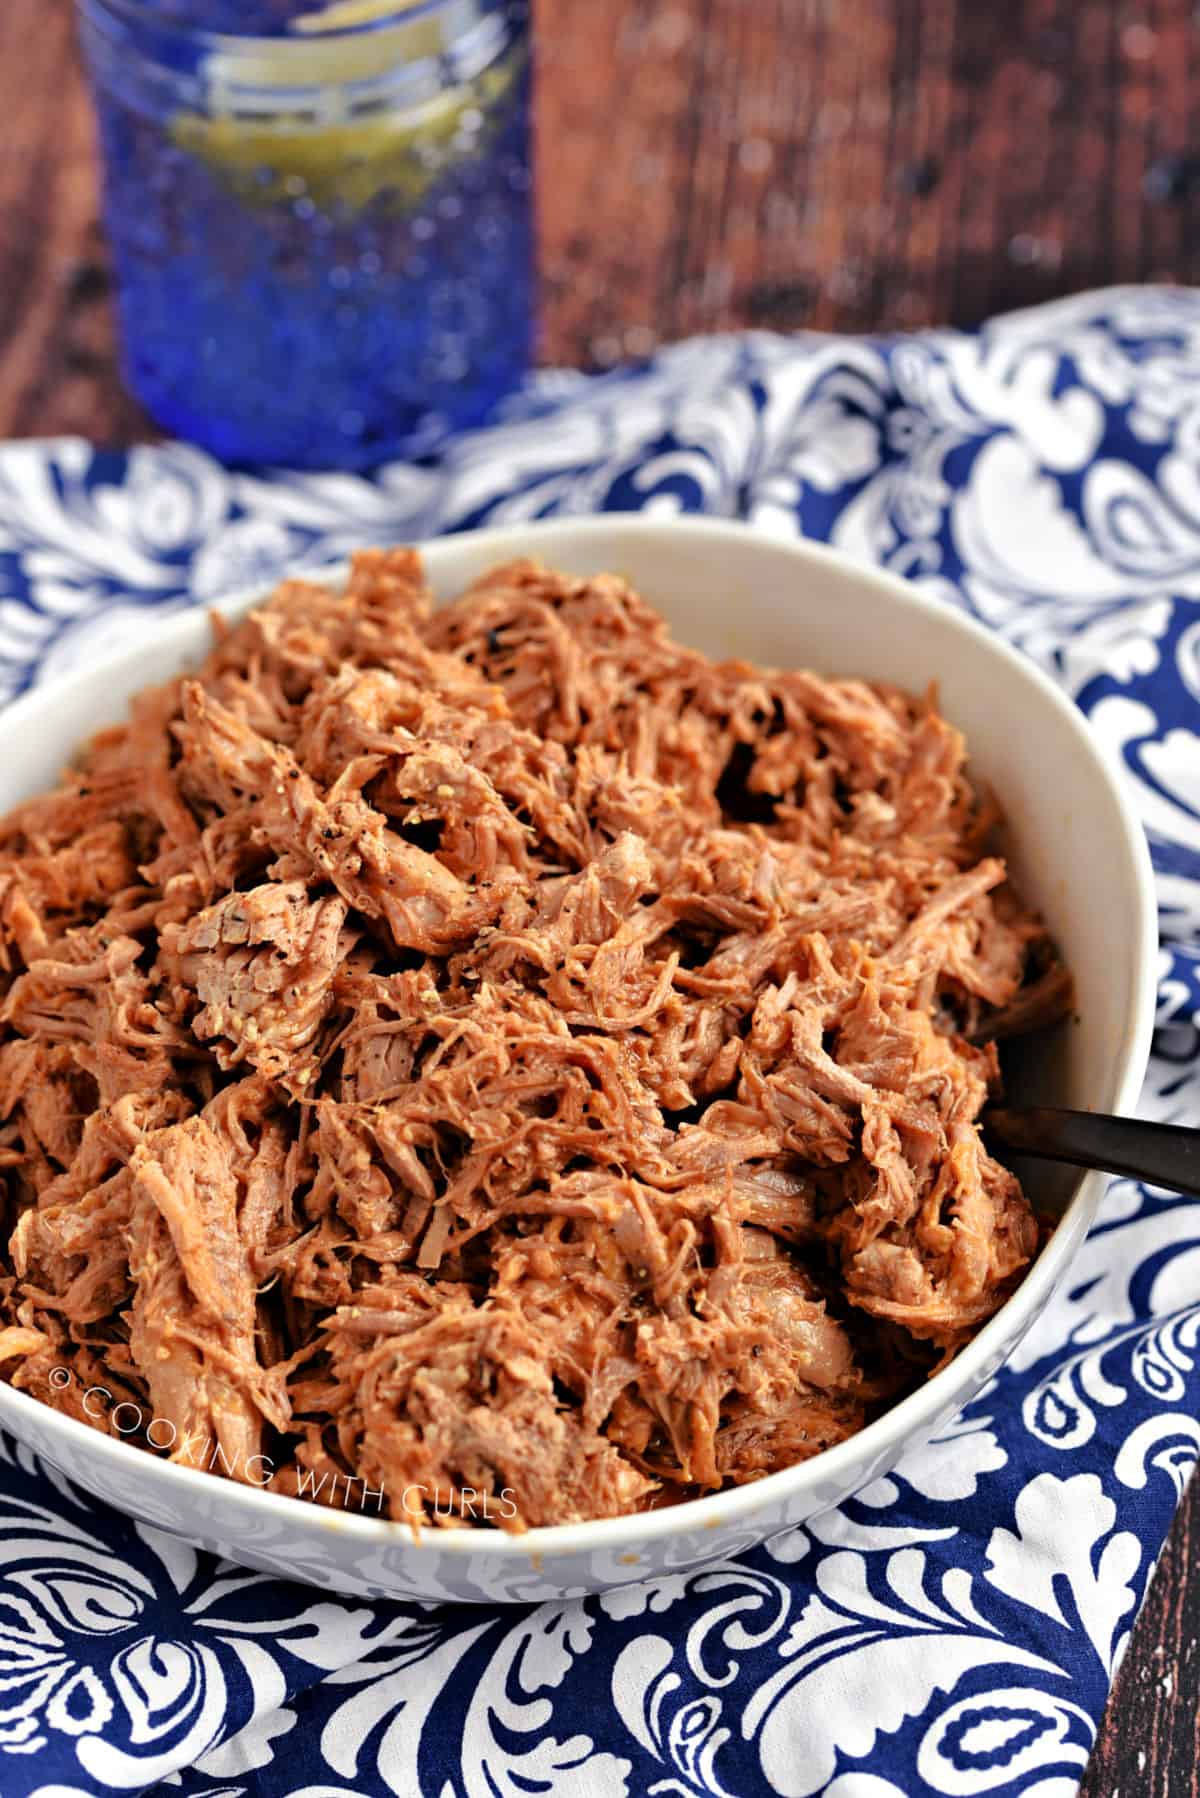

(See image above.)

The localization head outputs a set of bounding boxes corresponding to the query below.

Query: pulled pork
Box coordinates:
[0,549,1070,1530]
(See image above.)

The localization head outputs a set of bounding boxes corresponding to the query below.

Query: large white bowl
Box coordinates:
[0,517,1157,1604]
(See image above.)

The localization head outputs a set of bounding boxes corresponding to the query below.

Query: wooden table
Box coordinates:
[2,1,1198,1789]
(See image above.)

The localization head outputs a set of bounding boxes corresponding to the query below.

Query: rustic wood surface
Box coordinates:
[0,1,1197,1789]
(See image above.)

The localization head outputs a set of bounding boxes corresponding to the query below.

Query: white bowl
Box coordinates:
[0,517,1157,1604]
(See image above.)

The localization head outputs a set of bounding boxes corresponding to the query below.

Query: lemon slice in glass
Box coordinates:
[170,0,523,215]
[290,0,430,30]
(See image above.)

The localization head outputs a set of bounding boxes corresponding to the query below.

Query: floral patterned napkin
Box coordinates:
[0,286,1196,1797]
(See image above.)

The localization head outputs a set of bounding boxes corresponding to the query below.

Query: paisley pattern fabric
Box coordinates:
[0,285,1196,1797]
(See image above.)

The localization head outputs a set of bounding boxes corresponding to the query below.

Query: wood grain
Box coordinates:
[0,3,1198,1790]
[1083,1477,1200,1798]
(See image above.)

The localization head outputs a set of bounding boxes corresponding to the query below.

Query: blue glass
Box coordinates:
[76,0,535,468]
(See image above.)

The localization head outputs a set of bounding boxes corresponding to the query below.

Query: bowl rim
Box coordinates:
[0,514,1160,1564]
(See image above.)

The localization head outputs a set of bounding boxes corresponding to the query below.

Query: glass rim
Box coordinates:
[76,0,487,48]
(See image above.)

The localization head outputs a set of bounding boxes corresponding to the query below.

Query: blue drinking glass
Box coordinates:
[75,0,535,468]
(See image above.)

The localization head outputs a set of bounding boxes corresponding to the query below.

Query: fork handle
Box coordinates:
[986,1107,1200,1200]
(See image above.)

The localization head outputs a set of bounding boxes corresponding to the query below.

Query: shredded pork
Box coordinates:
[0,549,1069,1529]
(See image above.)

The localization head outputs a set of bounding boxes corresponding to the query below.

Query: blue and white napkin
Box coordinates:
[0,286,1196,1797]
